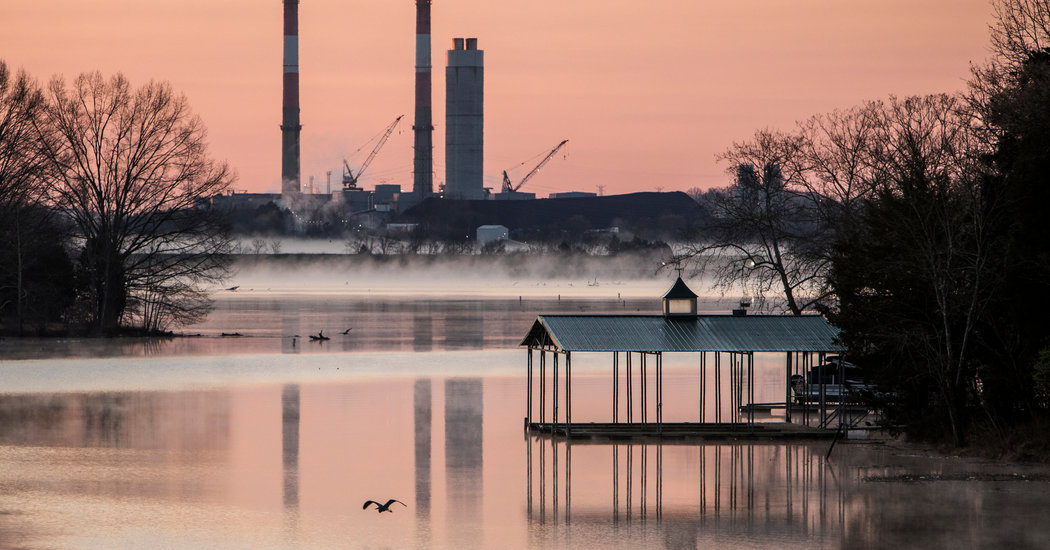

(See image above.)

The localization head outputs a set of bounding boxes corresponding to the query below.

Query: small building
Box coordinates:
[549,191,597,199]
[476,224,509,245]
[492,191,536,201]
[520,276,846,439]
[386,223,420,235]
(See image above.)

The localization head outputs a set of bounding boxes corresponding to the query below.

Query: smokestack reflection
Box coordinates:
[413,315,433,352]
[414,379,432,516]
[282,384,300,510]
[444,302,484,350]
[445,379,482,541]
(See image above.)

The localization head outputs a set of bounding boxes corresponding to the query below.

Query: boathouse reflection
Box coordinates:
[526,436,846,540]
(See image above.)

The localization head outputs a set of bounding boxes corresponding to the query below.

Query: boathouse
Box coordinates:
[520,277,845,438]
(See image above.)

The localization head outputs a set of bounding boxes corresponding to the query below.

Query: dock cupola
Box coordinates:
[662,276,698,317]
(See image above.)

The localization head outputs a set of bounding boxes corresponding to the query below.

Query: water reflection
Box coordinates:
[282,309,301,354]
[445,304,485,350]
[414,378,432,516]
[0,296,699,359]
[0,391,230,450]
[1,368,1049,548]
[527,437,853,544]
[445,378,483,546]
[282,385,300,510]
[413,315,434,352]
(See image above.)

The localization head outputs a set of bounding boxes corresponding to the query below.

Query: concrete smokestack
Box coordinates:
[412,0,434,201]
[281,0,302,198]
[446,37,484,200]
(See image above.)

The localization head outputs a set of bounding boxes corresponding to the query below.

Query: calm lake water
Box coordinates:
[1,292,1049,549]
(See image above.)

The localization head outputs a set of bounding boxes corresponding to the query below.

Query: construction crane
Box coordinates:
[501,139,569,193]
[343,115,404,190]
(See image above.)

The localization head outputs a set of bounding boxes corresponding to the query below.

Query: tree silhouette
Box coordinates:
[39,72,233,334]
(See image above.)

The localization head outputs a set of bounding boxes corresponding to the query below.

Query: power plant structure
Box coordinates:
[411,0,434,204]
[280,0,302,199]
[445,38,485,200]
[246,0,585,234]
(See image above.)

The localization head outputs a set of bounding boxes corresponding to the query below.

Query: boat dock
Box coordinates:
[525,421,836,440]
[519,276,859,440]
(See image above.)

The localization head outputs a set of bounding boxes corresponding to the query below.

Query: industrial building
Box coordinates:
[445,38,485,200]
[249,0,594,236]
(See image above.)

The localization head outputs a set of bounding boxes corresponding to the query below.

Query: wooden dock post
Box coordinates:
[553,351,559,428]
[527,348,533,425]
[613,352,619,423]
[785,352,792,423]
[699,352,706,423]
[627,352,633,424]
[641,352,647,424]
[657,352,663,430]
[540,350,546,424]
[715,352,722,424]
[566,351,572,436]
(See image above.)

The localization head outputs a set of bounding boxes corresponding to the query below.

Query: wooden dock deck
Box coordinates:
[526,421,837,441]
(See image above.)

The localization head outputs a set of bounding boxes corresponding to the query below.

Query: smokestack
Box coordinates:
[412,0,434,201]
[446,37,484,200]
[281,0,302,198]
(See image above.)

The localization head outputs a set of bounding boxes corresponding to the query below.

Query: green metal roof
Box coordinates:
[520,314,842,353]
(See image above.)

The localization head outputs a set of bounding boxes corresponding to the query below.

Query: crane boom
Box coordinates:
[343,115,404,190]
[502,139,569,193]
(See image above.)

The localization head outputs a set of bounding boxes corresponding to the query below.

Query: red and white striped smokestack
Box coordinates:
[281,0,302,197]
[412,0,434,200]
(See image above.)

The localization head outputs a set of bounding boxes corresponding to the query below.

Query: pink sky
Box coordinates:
[3,1,992,196]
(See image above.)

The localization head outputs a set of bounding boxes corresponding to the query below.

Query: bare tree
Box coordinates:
[679,129,829,314]
[794,103,882,229]
[251,238,267,255]
[989,0,1050,64]
[0,61,68,331]
[39,72,233,334]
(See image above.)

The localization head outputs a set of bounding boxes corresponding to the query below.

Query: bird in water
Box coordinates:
[363,499,406,513]
[309,330,330,341]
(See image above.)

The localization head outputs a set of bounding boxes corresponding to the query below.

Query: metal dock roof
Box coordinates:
[520,314,842,353]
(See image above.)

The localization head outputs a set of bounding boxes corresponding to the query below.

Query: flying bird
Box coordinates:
[363,499,406,513]
[225,285,239,291]
[341,328,353,335]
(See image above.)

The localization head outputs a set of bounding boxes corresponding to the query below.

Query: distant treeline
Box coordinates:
[223,191,706,244]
